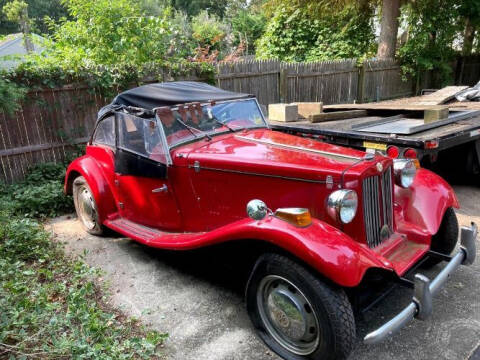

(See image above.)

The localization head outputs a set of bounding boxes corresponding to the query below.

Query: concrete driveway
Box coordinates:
[46,185,480,360]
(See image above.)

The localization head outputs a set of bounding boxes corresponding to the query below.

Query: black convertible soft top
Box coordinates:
[98,81,253,121]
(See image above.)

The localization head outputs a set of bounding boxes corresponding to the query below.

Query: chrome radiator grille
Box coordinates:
[362,166,393,248]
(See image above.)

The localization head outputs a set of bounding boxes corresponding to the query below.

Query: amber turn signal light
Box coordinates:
[274,208,312,227]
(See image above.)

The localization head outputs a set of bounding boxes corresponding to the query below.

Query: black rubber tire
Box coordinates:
[246,253,356,360]
[423,207,459,268]
[72,176,104,236]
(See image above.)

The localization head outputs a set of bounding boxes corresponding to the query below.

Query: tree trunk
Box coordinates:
[462,17,476,56]
[20,7,33,53]
[377,0,401,59]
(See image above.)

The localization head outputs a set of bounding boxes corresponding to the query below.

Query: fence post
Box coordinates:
[357,60,366,103]
[279,68,288,103]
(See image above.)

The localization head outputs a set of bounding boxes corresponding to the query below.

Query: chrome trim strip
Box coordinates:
[235,135,362,161]
[187,164,329,184]
[363,222,477,345]
[154,111,173,166]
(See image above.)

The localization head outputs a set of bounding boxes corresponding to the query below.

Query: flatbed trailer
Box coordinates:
[269,110,480,179]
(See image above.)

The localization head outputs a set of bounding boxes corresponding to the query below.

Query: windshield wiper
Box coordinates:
[175,117,212,141]
[211,117,236,132]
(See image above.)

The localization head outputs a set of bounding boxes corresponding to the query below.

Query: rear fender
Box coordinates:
[395,168,458,235]
[65,155,117,223]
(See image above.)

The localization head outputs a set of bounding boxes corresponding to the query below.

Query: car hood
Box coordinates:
[180,129,386,183]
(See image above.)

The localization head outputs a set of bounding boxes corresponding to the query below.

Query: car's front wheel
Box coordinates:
[72,176,104,235]
[423,207,459,268]
[246,253,355,360]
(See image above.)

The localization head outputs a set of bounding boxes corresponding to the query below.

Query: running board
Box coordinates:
[104,217,204,249]
[105,217,164,243]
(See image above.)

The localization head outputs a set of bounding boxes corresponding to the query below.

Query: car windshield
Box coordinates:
[156,99,267,148]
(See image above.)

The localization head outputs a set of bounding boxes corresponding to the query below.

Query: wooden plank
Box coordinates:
[325,103,447,111]
[416,86,469,105]
[0,137,89,157]
[309,110,368,123]
[424,106,449,123]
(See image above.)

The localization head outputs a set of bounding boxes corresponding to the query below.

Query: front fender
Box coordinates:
[395,168,458,235]
[141,216,388,288]
[65,155,117,223]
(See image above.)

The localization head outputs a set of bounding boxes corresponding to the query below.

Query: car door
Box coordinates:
[113,112,181,230]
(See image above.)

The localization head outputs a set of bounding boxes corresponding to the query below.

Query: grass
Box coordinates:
[0,162,168,359]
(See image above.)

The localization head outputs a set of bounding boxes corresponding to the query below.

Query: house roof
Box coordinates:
[0,33,47,69]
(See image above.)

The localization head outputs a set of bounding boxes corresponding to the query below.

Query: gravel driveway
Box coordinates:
[46,185,480,360]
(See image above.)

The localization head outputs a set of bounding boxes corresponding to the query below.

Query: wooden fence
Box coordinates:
[456,55,480,86]
[1,57,478,184]
[216,59,415,106]
[0,87,107,184]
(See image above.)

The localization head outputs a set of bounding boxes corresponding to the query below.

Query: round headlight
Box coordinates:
[327,189,358,224]
[393,159,416,188]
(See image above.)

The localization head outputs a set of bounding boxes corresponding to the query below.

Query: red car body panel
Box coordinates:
[65,128,459,287]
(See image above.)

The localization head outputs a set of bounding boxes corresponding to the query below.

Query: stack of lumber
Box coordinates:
[268,86,476,124]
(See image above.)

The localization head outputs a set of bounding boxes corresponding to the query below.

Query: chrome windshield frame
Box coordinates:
[153,98,269,151]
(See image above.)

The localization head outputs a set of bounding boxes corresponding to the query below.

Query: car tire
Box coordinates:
[73,176,104,236]
[246,253,355,360]
[423,207,459,268]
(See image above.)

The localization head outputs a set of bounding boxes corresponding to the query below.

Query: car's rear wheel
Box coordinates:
[73,176,104,235]
[246,253,355,360]
[424,207,459,268]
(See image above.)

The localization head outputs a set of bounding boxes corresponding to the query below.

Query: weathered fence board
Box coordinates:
[361,59,413,102]
[217,59,413,107]
[0,87,104,183]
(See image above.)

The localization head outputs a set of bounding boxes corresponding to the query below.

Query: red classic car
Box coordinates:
[65,82,477,360]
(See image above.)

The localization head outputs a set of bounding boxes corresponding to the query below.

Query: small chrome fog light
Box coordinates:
[393,159,416,188]
[327,189,358,224]
[247,199,268,220]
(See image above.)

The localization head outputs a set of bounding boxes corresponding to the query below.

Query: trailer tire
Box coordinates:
[424,207,459,268]
[246,253,355,360]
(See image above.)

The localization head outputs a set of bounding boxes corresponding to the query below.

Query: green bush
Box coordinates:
[11,180,73,218]
[256,4,375,62]
[0,162,74,218]
[0,78,27,116]
[0,161,167,359]
[23,161,67,184]
[0,215,167,359]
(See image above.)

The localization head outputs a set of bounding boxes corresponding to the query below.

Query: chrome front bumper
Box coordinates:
[364,222,477,345]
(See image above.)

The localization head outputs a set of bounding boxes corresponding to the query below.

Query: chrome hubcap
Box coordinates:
[78,186,97,230]
[257,275,320,355]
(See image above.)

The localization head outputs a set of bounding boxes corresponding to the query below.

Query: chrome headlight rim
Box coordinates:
[393,159,416,188]
[327,189,358,224]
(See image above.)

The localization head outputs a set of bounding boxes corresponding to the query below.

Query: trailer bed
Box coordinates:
[269,112,480,157]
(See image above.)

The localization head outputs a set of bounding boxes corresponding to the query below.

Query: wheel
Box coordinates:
[246,253,355,360]
[423,207,459,268]
[72,176,104,235]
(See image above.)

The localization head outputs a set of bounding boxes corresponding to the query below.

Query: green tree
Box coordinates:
[191,10,229,51]
[0,0,68,35]
[172,0,228,18]
[3,0,33,51]
[458,0,480,55]
[230,8,266,54]
[256,3,375,62]
[398,0,459,84]
[40,0,175,67]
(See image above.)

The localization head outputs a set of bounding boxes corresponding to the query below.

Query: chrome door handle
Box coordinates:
[152,184,168,193]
